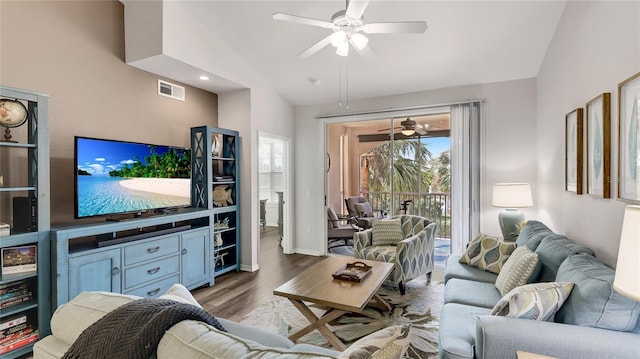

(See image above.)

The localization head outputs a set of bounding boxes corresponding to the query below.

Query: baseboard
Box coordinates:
[293,248,324,256]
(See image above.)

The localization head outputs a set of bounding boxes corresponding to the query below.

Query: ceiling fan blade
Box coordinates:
[352,41,376,61]
[378,126,402,132]
[346,0,370,19]
[298,34,333,58]
[273,13,334,29]
[363,21,428,34]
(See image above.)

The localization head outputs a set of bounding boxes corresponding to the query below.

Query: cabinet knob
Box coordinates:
[147,288,160,297]
[112,267,121,276]
[147,246,160,253]
[181,248,188,255]
[147,267,160,275]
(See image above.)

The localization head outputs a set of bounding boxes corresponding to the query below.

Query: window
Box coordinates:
[259,140,283,203]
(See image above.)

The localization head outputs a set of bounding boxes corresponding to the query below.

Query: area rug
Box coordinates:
[240,277,443,358]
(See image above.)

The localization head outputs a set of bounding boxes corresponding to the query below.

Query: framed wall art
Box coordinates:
[618,72,640,202]
[565,108,583,194]
[586,93,611,198]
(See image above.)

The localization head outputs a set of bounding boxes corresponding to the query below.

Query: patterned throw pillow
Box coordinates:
[459,233,516,274]
[495,246,539,296]
[338,324,412,359]
[491,282,574,321]
[372,219,403,246]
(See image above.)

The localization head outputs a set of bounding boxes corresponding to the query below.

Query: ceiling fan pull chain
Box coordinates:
[346,60,350,111]
[338,63,342,110]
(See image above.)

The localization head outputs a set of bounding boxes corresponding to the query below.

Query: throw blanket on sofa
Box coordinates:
[62,298,226,359]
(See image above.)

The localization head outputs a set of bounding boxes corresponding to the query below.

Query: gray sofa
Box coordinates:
[439,221,640,359]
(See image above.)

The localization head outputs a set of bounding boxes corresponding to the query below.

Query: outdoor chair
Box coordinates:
[344,196,386,229]
[353,215,436,295]
[327,207,360,249]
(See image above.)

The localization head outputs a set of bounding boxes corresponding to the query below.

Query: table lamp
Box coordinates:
[492,183,533,241]
[614,205,640,301]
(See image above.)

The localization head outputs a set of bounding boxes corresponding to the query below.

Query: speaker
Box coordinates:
[13,197,37,232]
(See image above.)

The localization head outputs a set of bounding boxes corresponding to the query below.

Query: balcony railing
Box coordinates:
[360,191,451,238]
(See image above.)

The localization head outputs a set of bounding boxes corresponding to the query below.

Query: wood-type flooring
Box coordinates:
[192,227,326,322]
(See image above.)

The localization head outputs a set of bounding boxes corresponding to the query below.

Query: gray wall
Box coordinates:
[0,0,219,224]
[536,1,640,267]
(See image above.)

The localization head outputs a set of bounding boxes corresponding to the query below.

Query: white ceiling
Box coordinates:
[174,0,567,107]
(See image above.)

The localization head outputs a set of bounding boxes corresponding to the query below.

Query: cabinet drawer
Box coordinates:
[123,235,179,266]
[124,274,180,298]
[124,255,180,289]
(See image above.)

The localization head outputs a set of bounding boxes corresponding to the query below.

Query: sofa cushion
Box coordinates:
[444,254,498,284]
[372,218,403,246]
[444,279,502,309]
[459,233,516,274]
[439,303,492,359]
[555,254,640,332]
[515,220,555,251]
[339,324,412,359]
[158,320,338,359]
[491,282,574,321]
[495,246,539,296]
[534,237,595,282]
[50,291,139,345]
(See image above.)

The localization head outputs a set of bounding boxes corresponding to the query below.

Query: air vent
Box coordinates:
[157,79,185,101]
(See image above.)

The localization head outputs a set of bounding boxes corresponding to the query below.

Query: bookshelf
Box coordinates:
[0,86,50,358]
[191,126,240,276]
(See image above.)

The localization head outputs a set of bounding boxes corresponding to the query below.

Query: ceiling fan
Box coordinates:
[378,118,428,136]
[273,0,428,59]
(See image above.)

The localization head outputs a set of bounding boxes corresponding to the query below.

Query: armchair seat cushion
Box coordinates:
[359,245,397,263]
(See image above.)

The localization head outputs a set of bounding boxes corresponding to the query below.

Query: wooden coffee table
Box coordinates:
[273,256,394,350]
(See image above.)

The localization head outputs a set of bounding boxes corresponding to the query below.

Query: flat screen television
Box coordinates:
[74,136,191,219]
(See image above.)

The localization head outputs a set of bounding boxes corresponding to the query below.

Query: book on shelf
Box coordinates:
[0,287,30,301]
[0,313,37,354]
[1,245,37,275]
[0,331,38,354]
[0,292,33,309]
[0,281,28,295]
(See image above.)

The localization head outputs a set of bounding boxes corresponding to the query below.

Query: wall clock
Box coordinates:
[0,98,28,142]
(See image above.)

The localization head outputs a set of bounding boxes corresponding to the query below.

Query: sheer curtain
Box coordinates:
[449,102,481,255]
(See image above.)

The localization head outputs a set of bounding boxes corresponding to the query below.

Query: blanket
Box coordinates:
[62,298,226,359]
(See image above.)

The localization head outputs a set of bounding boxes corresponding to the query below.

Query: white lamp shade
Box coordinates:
[492,183,533,208]
[401,128,415,136]
[350,33,369,50]
[330,31,347,47]
[336,41,349,56]
[614,205,640,301]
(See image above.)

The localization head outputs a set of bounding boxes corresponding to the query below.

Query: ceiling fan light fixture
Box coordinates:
[350,33,368,50]
[330,30,347,47]
[336,41,349,56]
[401,129,415,136]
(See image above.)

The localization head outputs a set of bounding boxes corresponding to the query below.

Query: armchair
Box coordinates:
[345,196,386,229]
[327,207,360,249]
[353,215,436,295]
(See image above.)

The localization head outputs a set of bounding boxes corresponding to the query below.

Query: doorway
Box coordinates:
[323,102,480,269]
[258,133,292,255]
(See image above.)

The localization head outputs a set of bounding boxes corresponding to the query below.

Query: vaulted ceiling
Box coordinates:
[151,1,567,106]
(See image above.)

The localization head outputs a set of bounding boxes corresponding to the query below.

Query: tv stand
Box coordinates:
[52,208,215,308]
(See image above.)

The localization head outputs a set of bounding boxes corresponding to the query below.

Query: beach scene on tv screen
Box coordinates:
[76,138,191,217]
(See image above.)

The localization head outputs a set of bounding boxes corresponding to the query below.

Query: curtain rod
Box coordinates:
[315,99,485,119]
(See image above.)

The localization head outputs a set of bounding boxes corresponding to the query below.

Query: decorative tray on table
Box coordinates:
[332,261,372,282]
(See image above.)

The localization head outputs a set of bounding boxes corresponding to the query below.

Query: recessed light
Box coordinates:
[199,75,210,81]
[309,78,320,86]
